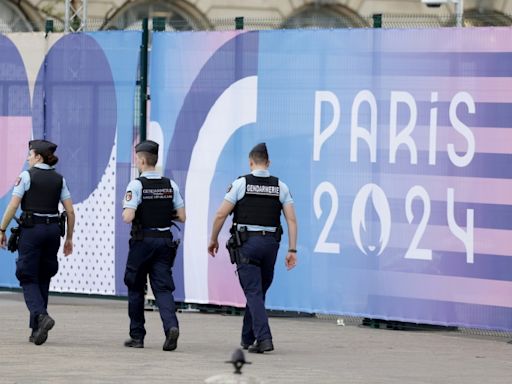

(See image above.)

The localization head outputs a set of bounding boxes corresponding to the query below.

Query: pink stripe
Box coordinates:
[0,116,31,197]
[381,126,512,154]
[381,174,512,206]
[380,28,512,53]
[390,224,512,257]
[378,76,512,103]
[369,270,512,308]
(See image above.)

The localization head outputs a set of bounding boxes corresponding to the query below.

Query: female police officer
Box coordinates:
[208,143,298,354]
[0,139,75,345]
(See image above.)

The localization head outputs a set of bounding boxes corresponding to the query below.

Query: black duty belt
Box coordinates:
[246,230,277,237]
[143,230,172,238]
[33,216,60,224]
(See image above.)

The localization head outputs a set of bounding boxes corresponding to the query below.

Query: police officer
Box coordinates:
[0,139,75,345]
[208,143,298,354]
[122,140,186,351]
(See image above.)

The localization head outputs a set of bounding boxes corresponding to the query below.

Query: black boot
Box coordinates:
[248,339,274,353]
[240,341,253,350]
[163,327,179,351]
[124,338,144,348]
[33,314,55,346]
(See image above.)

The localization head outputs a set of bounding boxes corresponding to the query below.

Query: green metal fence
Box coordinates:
[2,12,512,33]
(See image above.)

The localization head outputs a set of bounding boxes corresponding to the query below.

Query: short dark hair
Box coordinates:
[138,151,158,166]
[248,142,269,165]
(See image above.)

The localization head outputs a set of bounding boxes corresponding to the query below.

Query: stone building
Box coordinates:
[2,0,512,32]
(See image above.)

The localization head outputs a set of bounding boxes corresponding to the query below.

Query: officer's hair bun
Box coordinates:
[44,152,59,166]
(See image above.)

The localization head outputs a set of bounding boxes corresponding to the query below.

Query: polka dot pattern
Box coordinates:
[51,143,117,294]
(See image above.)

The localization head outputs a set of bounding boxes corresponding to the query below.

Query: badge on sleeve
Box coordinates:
[14,177,21,187]
[226,184,232,193]
[125,191,132,201]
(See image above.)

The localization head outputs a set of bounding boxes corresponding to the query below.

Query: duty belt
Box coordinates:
[246,230,277,237]
[143,230,172,238]
[32,216,60,224]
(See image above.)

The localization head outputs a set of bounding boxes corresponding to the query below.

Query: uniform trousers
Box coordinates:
[15,223,60,330]
[124,236,178,340]
[237,234,279,345]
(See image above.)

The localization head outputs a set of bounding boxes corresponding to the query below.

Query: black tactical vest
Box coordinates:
[21,167,63,214]
[233,174,282,227]
[134,177,175,228]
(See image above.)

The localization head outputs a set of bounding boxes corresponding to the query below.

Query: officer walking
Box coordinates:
[0,140,75,345]
[122,140,186,351]
[208,143,298,354]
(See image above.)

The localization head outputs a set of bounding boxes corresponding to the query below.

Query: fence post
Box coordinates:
[235,17,244,30]
[139,18,149,141]
[45,19,54,35]
[372,14,382,28]
[153,17,165,32]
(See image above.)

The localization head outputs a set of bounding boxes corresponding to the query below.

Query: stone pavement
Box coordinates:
[0,291,511,384]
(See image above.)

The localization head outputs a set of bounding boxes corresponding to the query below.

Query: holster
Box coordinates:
[7,227,21,253]
[19,211,34,228]
[226,236,239,264]
[59,212,67,238]
[276,225,283,243]
[130,220,144,241]
[225,225,248,264]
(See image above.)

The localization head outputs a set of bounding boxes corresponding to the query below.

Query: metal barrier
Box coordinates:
[2,12,512,33]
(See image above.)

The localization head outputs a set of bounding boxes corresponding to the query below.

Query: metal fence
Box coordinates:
[2,12,512,33]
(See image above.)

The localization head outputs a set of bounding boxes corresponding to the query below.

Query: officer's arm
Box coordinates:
[283,203,297,249]
[210,200,235,242]
[62,199,75,240]
[122,208,136,224]
[0,196,21,232]
[174,207,186,223]
[61,198,75,256]
[283,203,298,270]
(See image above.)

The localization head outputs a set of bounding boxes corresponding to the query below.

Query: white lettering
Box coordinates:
[350,90,377,163]
[448,91,476,167]
[389,91,418,164]
[314,91,340,161]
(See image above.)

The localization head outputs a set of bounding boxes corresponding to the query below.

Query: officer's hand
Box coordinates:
[208,240,219,257]
[0,233,6,249]
[285,252,297,270]
[63,239,73,256]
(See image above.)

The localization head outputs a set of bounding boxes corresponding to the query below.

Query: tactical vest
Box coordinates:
[21,167,63,214]
[233,174,282,227]
[134,177,175,228]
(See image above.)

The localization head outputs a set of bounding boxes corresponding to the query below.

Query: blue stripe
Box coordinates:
[386,199,512,231]
[345,151,512,179]
[381,248,512,282]
[366,295,512,331]
[328,244,512,282]
[379,52,512,77]
[371,101,512,130]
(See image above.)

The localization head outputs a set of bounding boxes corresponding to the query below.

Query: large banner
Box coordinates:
[2,28,512,331]
[150,28,512,330]
[0,32,141,295]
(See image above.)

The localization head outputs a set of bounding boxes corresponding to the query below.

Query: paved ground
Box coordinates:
[0,291,511,384]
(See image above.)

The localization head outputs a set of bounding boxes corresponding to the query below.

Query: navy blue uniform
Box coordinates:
[13,164,71,332]
[123,171,184,341]
[225,169,294,346]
